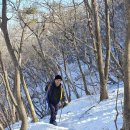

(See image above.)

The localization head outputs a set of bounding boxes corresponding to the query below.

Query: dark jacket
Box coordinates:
[48,81,65,105]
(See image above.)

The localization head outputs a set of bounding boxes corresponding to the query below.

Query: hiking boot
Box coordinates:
[50,120,57,126]
[53,121,57,126]
[49,120,53,124]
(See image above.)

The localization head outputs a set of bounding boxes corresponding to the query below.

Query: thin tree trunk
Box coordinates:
[0,56,18,123]
[12,105,16,123]
[62,49,71,102]
[63,65,71,102]
[83,0,97,52]
[1,0,28,129]
[5,88,14,126]
[122,0,130,129]
[67,63,80,98]
[18,26,38,123]
[104,0,111,83]
[0,104,12,130]
[72,0,90,95]
[0,123,4,130]
[92,0,108,101]
[0,52,17,107]
[76,55,90,95]
[73,37,90,95]
[15,68,28,130]
[20,73,38,122]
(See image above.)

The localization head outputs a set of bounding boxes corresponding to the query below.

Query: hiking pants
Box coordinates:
[49,103,59,123]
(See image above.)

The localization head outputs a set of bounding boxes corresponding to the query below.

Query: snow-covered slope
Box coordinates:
[6,86,123,130]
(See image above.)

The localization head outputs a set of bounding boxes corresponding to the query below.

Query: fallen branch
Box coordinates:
[79,101,100,119]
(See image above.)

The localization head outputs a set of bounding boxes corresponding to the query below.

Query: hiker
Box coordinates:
[45,75,68,125]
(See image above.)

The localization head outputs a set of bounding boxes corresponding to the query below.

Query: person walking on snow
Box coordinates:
[45,75,68,125]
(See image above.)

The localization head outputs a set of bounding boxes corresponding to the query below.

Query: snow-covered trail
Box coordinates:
[6,87,123,130]
[43,87,123,130]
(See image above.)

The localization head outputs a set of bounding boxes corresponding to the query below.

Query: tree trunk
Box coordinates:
[67,64,80,98]
[0,52,21,124]
[92,0,108,101]
[12,105,16,123]
[0,123,4,130]
[83,0,97,52]
[122,0,130,129]
[0,52,18,108]
[20,73,38,122]
[18,26,38,123]
[62,48,71,102]
[104,0,111,83]
[1,0,28,129]
[15,68,28,130]
[73,37,90,95]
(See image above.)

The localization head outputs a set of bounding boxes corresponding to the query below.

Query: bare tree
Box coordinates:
[1,0,28,129]
[122,0,130,129]
[18,26,38,123]
[104,0,111,84]
[91,0,108,101]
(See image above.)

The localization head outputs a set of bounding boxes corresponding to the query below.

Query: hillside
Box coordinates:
[6,85,123,130]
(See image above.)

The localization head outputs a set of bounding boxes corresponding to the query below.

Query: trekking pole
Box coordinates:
[59,103,63,123]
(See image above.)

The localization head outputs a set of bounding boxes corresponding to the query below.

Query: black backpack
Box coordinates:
[45,82,51,92]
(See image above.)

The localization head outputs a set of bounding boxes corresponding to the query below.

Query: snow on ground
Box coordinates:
[6,86,124,130]
[5,120,68,130]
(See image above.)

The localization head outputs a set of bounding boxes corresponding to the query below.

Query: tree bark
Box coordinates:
[63,63,71,102]
[122,0,130,129]
[92,0,108,101]
[18,27,38,123]
[0,123,4,130]
[67,64,80,98]
[20,73,38,122]
[15,68,28,130]
[62,48,71,102]
[0,52,18,107]
[1,0,28,129]
[104,0,111,82]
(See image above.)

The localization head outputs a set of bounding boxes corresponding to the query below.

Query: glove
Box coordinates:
[62,101,68,107]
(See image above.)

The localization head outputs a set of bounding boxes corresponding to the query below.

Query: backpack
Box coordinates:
[45,82,51,92]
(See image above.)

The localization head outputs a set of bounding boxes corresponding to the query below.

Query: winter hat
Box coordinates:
[55,75,62,80]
